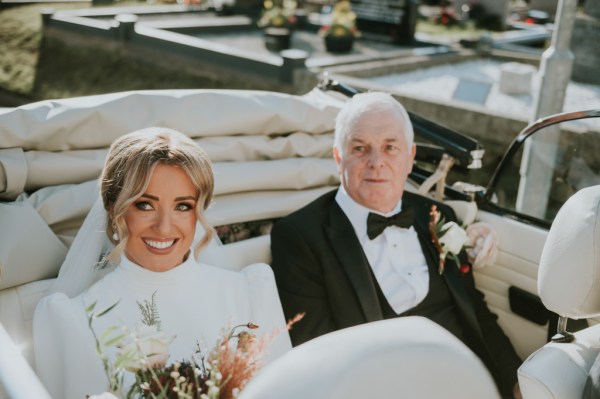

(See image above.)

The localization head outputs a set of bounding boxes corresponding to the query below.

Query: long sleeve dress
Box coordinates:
[33,255,292,399]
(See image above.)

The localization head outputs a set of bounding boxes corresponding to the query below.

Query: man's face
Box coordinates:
[334,109,416,213]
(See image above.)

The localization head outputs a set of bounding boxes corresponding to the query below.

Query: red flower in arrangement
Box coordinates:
[434,8,459,26]
[459,263,470,275]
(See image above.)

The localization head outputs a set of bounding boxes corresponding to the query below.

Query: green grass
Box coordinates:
[33,36,227,100]
[0,3,50,95]
[0,2,229,103]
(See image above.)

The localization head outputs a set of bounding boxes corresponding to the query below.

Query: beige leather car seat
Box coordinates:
[518,185,600,398]
[239,317,500,399]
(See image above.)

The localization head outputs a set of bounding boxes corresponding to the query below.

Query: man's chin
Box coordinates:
[360,198,400,213]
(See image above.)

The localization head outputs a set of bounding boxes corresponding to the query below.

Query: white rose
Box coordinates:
[119,325,174,372]
[439,221,469,255]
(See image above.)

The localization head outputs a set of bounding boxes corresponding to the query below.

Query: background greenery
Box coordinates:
[0,2,233,105]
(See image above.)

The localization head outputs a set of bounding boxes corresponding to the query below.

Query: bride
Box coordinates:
[33,127,292,399]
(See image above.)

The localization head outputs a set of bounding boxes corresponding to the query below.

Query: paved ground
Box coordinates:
[366,58,600,127]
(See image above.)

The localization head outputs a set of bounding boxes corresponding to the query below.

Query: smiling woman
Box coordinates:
[31,127,292,399]
[101,128,215,267]
[122,164,199,272]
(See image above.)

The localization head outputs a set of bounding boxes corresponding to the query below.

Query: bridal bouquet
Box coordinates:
[86,294,301,399]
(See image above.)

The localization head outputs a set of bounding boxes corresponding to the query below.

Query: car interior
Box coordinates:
[0,85,598,398]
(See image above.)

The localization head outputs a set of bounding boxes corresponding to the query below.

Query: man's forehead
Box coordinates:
[347,129,407,144]
[348,134,401,142]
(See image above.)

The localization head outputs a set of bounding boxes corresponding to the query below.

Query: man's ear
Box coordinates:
[333,146,342,166]
[408,144,416,172]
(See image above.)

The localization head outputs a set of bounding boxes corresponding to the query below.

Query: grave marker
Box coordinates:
[452,79,492,105]
[350,0,418,44]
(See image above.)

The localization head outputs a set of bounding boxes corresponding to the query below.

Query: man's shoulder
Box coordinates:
[280,188,338,222]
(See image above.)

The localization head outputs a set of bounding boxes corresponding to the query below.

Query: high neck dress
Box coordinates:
[33,255,292,399]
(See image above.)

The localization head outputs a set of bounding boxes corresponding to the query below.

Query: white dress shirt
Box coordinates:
[335,187,429,314]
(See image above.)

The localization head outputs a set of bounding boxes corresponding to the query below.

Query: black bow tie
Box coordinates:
[366,206,414,240]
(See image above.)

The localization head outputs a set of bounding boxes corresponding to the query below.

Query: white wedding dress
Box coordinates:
[33,253,292,399]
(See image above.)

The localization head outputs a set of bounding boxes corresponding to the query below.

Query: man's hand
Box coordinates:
[513,382,522,399]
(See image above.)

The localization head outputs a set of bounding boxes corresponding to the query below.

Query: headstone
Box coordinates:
[452,79,492,105]
[454,0,510,30]
[232,0,263,17]
[499,62,535,95]
[350,0,419,44]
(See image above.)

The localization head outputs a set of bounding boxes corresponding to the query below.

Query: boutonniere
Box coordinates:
[429,205,470,275]
[428,205,500,275]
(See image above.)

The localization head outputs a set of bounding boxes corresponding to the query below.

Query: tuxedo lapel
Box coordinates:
[324,201,383,323]
[411,201,485,342]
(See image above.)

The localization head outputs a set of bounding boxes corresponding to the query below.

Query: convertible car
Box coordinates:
[0,80,598,398]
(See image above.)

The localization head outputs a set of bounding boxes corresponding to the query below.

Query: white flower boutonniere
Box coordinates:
[429,205,470,275]
[429,205,500,275]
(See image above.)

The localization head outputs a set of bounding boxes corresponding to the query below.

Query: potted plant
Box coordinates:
[258,0,298,52]
[319,1,360,53]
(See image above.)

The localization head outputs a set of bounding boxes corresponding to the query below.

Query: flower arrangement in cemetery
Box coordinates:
[318,0,360,39]
[258,0,298,29]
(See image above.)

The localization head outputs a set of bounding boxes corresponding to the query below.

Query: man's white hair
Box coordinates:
[333,92,414,156]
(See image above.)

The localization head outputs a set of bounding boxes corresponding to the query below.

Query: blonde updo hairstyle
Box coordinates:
[101,127,214,262]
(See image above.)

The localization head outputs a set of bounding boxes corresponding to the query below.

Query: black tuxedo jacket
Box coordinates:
[271,189,521,396]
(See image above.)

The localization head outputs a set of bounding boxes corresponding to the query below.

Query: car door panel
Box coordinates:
[473,210,549,359]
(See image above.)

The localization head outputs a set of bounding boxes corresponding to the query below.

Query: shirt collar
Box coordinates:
[120,250,196,276]
[335,186,402,240]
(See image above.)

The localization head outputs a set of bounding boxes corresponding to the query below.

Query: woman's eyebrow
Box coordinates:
[140,194,196,202]
[175,196,196,201]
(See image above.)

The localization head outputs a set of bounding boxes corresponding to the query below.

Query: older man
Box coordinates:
[270,92,521,397]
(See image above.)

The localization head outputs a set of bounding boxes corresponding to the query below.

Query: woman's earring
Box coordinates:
[112,226,119,241]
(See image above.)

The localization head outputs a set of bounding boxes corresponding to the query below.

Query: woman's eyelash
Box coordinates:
[176,202,194,211]
[135,201,153,210]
